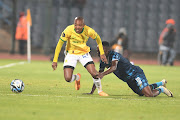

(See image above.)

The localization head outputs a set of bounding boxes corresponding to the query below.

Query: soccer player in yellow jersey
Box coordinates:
[52,17,108,96]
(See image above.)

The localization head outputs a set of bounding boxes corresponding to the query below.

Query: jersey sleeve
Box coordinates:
[112,52,121,61]
[59,26,71,42]
[53,39,64,62]
[53,26,71,62]
[88,28,104,55]
[88,28,98,39]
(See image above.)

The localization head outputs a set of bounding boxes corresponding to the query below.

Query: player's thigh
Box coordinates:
[79,53,97,77]
[135,75,149,90]
[127,80,143,96]
[63,53,78,68]
[136,74,152,96]
[63,53,78,80]
[79,53,93,66]
[128,73,149,96]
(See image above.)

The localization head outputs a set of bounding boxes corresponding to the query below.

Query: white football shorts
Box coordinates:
[63,52,94,69]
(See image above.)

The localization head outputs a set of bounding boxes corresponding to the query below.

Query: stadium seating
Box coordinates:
[1,0,180,53]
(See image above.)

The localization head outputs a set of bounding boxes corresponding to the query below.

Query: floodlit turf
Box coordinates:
[0,59,180,120]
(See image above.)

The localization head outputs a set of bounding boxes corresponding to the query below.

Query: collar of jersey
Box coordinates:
[74,28,84,34]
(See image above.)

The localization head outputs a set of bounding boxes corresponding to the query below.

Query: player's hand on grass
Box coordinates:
[100,54,108,64]
[82,93,93,95]
[52,62,57,71]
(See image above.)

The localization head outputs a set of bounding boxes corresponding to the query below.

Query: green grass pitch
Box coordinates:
[0,59,180,120]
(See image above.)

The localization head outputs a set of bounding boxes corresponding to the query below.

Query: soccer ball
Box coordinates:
[10,79,25,93]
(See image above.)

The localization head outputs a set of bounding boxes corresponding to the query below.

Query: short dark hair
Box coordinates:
[102,41,110,47]
[74,16,84,21]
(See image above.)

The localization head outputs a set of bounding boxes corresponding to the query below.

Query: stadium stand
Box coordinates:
[0,0,180,55]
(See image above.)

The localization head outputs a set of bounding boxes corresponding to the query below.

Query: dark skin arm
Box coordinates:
[89,84,96,94]
[98,60,118,79]
[88,60,118,94]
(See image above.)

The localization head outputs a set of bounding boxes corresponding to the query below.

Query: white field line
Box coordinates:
[0,62,26,69]
[0,93,176,101]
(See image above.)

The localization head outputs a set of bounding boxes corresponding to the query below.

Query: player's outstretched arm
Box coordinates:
[52,39,64,71]
[90,84,96,94]
[88,27,108,63]
[95,35,108,64]
[98,60,118,79]
[83,84,96,95]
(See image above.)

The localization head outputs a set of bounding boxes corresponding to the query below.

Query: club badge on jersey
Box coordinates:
[62,33,65,37]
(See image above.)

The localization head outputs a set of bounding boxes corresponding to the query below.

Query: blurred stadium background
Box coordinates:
[0,0,180,60]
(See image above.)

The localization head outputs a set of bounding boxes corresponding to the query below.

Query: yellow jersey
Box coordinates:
[53,24,104,62]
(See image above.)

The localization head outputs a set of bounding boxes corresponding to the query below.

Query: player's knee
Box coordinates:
[144,93,154,97]
[89,71,98,79]
[64,76,72,82]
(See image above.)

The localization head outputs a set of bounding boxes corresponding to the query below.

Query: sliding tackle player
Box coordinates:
[88,41,173,97]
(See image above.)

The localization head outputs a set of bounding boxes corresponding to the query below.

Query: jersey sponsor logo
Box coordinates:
[72,41,79,43]
[62,33,65,37]
[71,37,76,39]
[72,40,84,44]
[71,35,77,40]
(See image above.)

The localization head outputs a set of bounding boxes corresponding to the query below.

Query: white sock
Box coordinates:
[70,74,79,82]
[93,78,102,93]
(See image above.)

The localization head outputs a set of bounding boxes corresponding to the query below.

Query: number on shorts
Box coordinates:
[135,77,142,87]
[82,53,88,58]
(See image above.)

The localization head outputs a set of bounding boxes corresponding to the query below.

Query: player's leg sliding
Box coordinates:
[148,79,172,97]
[161,79,167,87]
[149,79,167,90]
[158,86,173,97]
[93,78,109,96]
